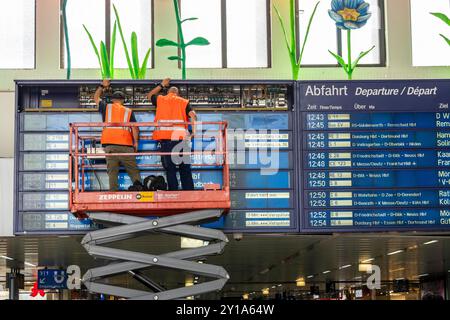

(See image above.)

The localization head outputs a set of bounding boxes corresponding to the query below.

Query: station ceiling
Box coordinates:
[1,233,449,298]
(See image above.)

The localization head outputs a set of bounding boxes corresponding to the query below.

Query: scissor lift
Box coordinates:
[69,121,231,300]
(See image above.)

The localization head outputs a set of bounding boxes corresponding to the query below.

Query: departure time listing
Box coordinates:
[302,111,450,230]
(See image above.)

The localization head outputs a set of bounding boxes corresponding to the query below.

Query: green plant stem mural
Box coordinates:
[62,0,71,79]
[274,0,320,80]
[175,0,187,80]
[113,4,152,79]
[431,12,450,46]
[83,21,117,79]
[156,0,210,80]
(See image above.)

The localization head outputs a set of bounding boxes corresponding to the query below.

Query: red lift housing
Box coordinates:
[69,121,230,218]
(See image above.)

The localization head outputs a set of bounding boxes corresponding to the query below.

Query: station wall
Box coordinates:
[1,0,450,159]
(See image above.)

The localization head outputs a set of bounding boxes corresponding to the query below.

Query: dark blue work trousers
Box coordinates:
[159,140,195,191]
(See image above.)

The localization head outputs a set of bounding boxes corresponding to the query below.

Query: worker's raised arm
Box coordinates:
[94,79,110,106]
[147,78,171,101]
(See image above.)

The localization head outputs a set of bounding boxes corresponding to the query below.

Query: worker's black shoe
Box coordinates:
[128,180,144,191]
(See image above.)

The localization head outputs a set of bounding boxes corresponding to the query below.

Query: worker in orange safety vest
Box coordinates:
[94,79,141,191]
[147,78,196,191]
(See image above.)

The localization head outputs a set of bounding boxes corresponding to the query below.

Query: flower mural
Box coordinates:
[328,0,375,79]
[328,0,371,30]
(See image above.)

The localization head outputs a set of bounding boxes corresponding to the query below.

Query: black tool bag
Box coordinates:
[143,175,168,191]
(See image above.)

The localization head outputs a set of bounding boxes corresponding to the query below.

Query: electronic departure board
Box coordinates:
[17,79,450,235]
[14,80,296,235]
[299,80,450,232]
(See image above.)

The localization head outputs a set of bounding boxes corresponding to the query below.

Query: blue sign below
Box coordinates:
[37,269,68,289]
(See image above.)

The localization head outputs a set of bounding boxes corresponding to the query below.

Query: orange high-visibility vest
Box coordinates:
[101,103,134,146]
[152,93,189,141]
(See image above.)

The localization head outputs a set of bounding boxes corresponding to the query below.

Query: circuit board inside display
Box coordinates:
[77,83,290,110]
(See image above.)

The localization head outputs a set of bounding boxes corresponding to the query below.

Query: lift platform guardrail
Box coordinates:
[69,121,230,218]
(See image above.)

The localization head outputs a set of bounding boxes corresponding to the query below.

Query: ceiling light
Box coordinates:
[359,264,372,272]
[259,268,270,275]
[389,268,405,273]
[361,258,374,263]
[339,264,352,270]
[307,275,314,279]
[181,237,208,249]
[322,270,331,274]
[24,262,36,267]
[277,284,282,287]
[242,294,249,300]
[0,255,14,261]
[271,286,276,289]
[387,250,404,256]
[423,240,438,245]
[262,288,270,295]
[296,278,305,287]
[416,273,429,278]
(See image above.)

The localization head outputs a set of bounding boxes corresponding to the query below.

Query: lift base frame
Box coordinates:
[82,209,230,300]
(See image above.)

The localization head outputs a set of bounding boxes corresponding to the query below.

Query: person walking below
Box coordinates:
[94,79,141,191]
[147,78,196,191]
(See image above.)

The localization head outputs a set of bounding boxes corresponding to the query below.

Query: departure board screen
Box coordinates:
[15,80,296,234]
[300,80,450,232]
[20,80,450,234]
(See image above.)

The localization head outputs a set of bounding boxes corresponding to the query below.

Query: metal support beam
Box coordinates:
[81,209,229,300]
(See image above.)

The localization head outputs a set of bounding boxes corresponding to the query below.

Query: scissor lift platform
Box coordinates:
[69,121,231,300]
[71,190,231,218]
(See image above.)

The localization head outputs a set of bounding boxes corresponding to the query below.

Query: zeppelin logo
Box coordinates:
[136,192,155,202]
[99,194,133,201]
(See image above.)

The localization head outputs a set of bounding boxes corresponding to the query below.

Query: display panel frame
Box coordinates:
[14,80,297,235]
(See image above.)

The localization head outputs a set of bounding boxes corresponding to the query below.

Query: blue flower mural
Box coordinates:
[328,0,375,79]
[328,0,372,30]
